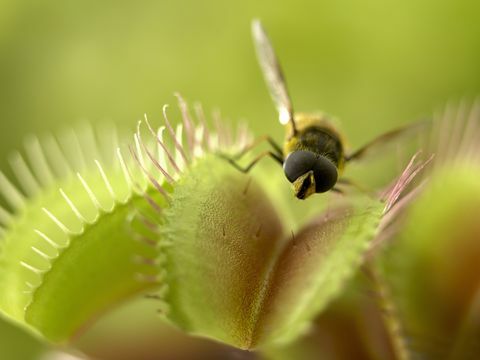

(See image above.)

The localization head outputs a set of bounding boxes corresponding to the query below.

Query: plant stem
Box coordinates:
[365,262,411,360]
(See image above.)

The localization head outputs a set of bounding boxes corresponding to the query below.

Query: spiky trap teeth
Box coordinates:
[0,94,254,343]
[0,121,156,340]
[0,94,439,352]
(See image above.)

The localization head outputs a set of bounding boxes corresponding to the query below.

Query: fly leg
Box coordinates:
[230,135,283,160]
[218,134,284,173]
[221,151,283,174]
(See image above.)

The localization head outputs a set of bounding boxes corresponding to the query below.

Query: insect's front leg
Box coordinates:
[230,135,283,160]
[220,151,283,174]
[218,134,284,173]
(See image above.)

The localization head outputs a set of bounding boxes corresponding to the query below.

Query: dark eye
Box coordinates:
[283,151,317,182]
[313,156,338,193]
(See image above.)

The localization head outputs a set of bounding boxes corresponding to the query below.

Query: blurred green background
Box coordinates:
[0,0,479,357]
[1,0,480,166]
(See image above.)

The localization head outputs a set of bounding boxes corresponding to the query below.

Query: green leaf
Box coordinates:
[254,197,383,347]
[157,153,385,349]
[0,127,162,342]
[160,156,286,348]
[24,194,162,341]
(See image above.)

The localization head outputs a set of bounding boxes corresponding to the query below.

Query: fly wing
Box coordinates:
[251,20,296,131]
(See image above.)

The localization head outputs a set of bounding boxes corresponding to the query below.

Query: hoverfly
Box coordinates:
[226,20,422,200]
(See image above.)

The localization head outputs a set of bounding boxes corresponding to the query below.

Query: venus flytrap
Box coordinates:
[0,95,250,345]
[131,97,429,350]
[0,124,163,342]
[0,94,426,354]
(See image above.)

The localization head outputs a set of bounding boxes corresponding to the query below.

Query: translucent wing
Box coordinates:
[251,20,296,132]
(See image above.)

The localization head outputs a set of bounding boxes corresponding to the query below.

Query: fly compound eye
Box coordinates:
[313,156,338,193]
[283,150,317,183]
